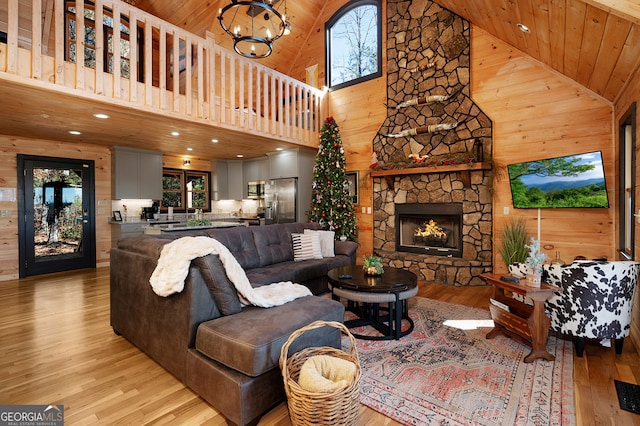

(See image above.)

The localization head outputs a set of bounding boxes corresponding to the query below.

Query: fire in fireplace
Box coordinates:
[395,203,463,257]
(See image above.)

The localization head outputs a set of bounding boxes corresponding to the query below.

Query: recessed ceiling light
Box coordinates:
[237,154,244,158]
[69,130,81,135]
[211,139,219,143]
[93,113,110,119]
[517,23,531,34]
[187,147,193,151]
[171,131,180,136]
[276,147,283,151]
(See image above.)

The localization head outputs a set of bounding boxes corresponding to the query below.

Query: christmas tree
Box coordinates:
[307,117,357,241]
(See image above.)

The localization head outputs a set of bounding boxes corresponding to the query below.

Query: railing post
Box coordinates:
[31,0,42,80]
[145,21,153,106]
[6,0,19,74]
[112,3,121,98]
[129,8,138,103]
[159,24,167,109]
[54,0,64,85]
[95,0,104,95]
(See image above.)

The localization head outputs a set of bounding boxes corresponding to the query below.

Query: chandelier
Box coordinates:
[218,0,290,59]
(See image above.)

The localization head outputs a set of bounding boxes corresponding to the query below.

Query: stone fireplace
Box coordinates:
[371,1,493,286]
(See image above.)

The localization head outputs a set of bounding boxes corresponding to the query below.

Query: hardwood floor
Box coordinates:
[1,268,639,425]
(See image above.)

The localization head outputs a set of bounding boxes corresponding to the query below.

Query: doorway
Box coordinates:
[18,155,96,277]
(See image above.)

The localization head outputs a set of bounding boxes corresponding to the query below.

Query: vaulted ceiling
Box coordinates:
[135,0,640,103]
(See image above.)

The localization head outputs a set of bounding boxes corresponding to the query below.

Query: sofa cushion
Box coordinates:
[304,229,335,257]
[193,253,242,316]
[251,225,296,266]
[203,226,261,270]
[195,296,345,377]
[292,233,323,261]
[245,263,298,286]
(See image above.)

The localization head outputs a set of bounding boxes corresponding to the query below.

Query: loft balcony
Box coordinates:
[0,0,326,157]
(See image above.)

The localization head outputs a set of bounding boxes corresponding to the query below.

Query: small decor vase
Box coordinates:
[363,254,384,276]
[526,270,542,287]
[364,265,383,276]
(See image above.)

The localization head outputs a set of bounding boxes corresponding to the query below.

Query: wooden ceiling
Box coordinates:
[135,0,640,104]
[2,0,639,160]
[134,0,329,76]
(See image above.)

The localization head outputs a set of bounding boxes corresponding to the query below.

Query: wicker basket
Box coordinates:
[279,320,361,426]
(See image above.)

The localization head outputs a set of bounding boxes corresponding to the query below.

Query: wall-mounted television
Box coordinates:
[507,151,610,208]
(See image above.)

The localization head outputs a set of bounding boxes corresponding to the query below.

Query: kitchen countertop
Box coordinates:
[143,222,243,235]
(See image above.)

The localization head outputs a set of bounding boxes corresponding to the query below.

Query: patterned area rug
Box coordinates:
[341,297,575,425]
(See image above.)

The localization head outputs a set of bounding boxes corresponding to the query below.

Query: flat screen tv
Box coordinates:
[507,151,609,208]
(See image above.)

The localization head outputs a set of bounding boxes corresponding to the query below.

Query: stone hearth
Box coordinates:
[372,1,493,286]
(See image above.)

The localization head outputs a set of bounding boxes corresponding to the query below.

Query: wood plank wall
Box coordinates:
[614,55,640,355]
[0,136,112,279]
[470,27,616,270]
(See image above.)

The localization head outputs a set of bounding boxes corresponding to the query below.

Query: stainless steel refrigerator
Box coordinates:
[265,178,297,223]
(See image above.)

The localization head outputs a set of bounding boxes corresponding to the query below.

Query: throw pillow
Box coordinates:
[291,233,323,261]
[304,229,335,258]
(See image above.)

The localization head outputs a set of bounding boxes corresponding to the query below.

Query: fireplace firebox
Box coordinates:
[395,203,463,257]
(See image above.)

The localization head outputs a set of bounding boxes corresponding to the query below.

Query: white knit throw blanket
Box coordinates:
[149,236,312,307]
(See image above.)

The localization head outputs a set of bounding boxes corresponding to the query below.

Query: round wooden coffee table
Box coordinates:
[327,265,418,340]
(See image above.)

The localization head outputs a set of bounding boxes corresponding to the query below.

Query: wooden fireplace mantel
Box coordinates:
[370,162,492,188]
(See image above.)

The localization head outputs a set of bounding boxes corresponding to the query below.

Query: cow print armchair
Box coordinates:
[543,260,640,357]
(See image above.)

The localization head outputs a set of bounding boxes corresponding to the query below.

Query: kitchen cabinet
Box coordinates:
[212,160,244,200]
[112,147,162,199]
[268,149,299,179]
[243,157,268,197]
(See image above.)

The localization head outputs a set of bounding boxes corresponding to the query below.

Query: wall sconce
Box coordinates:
[183,159,191,166]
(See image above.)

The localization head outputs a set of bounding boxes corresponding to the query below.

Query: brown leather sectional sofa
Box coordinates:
[110,222,357,425]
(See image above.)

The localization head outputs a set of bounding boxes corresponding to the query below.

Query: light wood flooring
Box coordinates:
[1,268,639,425]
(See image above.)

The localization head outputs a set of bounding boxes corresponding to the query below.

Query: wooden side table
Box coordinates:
[480,273,560,363]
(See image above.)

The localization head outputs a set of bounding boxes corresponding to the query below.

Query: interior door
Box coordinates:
[18,155,96,277]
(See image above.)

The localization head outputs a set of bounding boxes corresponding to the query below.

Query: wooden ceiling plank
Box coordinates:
[494,0,528,54]
[504,0,531,53]
[516,0,542,59]
[563,0,587,81]
[606,23,640,102]
[548,0,567,72]
[575,5,609,88]
[588,13,632,97]
[531,0,553,67]
[583,0,640,25]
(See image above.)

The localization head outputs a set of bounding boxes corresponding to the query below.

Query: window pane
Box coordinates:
[186,172,209,210]
[162,171,183,208]
[328,3,379,88]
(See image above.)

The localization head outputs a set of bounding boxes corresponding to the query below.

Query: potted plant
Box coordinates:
[498,217,529,267]
[363,254,384,276]
[524,237,549,287]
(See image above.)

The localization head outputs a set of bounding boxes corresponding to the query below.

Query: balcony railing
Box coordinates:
[0,0,325,146]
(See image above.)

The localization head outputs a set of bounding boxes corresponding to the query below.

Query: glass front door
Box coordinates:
[18,155,96,277]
